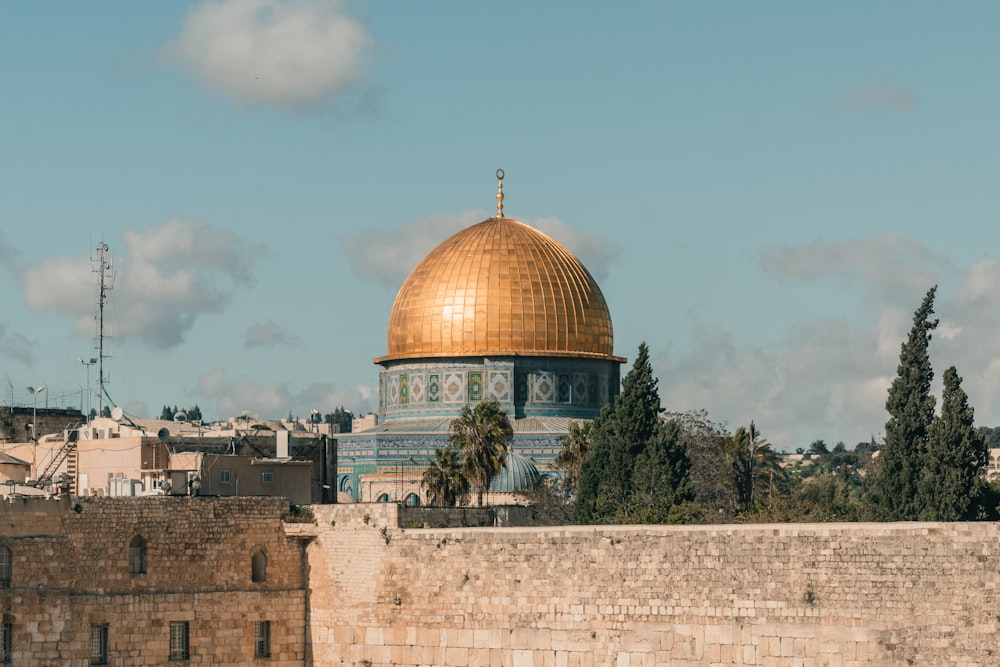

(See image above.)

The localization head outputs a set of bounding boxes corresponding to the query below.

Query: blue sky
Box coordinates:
[2,1,999,450]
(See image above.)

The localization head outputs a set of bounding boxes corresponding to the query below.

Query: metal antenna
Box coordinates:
[92,242,114,416]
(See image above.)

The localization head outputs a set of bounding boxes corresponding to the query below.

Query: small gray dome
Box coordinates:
[488,451,541,493]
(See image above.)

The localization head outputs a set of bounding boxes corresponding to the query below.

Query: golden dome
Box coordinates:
[376,217,619,363]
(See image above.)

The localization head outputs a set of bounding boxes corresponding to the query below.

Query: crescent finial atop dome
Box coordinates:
[496,168,505,218]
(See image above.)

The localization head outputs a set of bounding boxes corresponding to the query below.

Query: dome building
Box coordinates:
[337,172,625,503]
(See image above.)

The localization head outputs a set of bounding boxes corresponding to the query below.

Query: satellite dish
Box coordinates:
[157,428,170,442]
[111,407,124,422]
[173,411,188,422]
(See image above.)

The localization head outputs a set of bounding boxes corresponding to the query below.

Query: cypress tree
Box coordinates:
[573,342,691,524]
[917,367,988,520]
[629,420,692,522]
[867,287,938,520]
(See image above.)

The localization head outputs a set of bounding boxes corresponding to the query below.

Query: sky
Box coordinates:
[2,2,999,451]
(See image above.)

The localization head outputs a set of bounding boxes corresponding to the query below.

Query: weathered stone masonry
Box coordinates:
[6,498,1000,665]
[309,505,1000,666]
[1,496,309,666]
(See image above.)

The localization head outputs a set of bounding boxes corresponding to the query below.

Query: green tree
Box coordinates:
[324,407,353,433]
[555,421,592,497]
[421,448,470,507]
[574,342,691,524]
[793,467,863,522]
[450,400,513,506]
[867,286,938,520]
[665,409,731,516]
[159,405,202,421]
[917,366,988,520]
[729,422,783,514]
[628,419,693,522]
[809,440,830,456]
[975,426,1000,450]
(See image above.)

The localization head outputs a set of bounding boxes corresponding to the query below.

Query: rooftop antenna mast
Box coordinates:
[92,242,114,417]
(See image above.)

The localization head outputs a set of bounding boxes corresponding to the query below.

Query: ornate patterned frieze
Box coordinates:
[378,356,618,419]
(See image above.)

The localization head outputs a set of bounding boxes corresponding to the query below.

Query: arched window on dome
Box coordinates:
[404,493,421,507]
[128,536,147,575]
[376,493,391,503]
[251,549,267,583]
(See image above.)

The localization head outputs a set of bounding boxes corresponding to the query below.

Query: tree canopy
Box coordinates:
[421,448,470,507]
[573,342,691,524]
[450,400,513,506]
[160,405,203,422]
[917,366,988,520]
[324,407,353,433]
[866,287,939,520]
[866,286,988,521]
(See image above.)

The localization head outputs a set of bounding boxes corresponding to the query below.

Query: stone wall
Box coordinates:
[0,407,83,443]
[0,496,310,666]
[308,504,1000,666]
[7,498,1000,665]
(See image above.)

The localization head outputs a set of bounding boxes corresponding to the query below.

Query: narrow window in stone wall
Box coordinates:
[1,623,11,665]
[254,621,271,659]
[169,621,189,661]
[90,624,109,665]
[219,469,231,484]
[261,470,274,485]
[0,546,11,585]
[128,536,147,575]
[251,550,267,583]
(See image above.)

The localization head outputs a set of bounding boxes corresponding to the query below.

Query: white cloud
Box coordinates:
[528,216,622,282]
[933,259,1000,425]
[758,233,957,303]
[123,401,150,420]
[165,0,372,110]
[828,81,918,112]
[658,241,1000,449]
[244,319,302,349]
[655,317,897,451]
[340,210,480,288]
[0,323,35,366]
[195,368,375,418]
[340,209,622,289]
[22,218,262,348]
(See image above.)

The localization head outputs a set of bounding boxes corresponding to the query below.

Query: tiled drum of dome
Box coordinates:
[468,372,483,402]
[409,374,424,403]
[443,373,464,403]
[487,370,510,402]
[427,374,440,403]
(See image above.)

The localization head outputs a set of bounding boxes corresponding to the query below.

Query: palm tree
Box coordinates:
[729,421,783,514]
[450,401,513,506]
[555,421,592,496]
[421,448,470,507]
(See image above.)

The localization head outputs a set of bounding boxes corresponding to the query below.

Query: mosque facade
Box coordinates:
[337,173,624,502]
